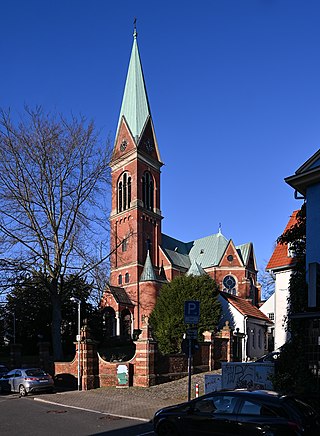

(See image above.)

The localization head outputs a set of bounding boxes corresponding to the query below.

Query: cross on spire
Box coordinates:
[133,17,137,38]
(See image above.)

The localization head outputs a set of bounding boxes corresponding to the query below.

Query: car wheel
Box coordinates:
[156,420,179,436]
[19,385,27,397]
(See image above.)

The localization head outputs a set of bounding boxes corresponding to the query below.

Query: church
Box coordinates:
[101,28,267,350]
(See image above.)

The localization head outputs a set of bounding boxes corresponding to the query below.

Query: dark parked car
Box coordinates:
[0,364,9,377]
[153,389,320,435]
[0,368,54,396]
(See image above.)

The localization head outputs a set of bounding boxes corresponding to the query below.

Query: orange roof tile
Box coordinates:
[220,291,273,323]
[266,211,299,271]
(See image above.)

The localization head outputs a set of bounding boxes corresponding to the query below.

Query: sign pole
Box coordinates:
[184,301,200,402]
[187,333,192,402]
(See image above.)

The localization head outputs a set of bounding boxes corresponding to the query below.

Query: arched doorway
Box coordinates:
[120,309,132,338]
[103,307,116,338]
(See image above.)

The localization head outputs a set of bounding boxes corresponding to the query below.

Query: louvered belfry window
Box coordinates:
[118,172,131,212]
[142,171,154,210]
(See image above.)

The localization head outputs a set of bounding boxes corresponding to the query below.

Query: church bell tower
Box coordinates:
[109,26,163,327]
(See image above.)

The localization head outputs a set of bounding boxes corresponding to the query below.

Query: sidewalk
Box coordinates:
[34,372,209,421]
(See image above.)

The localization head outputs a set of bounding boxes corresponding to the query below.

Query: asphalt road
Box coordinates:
[0,393,154,436]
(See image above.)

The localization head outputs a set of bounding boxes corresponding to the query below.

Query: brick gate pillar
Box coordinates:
[133,317,156,387]
[203,330,214,371]
[80,325,99,390]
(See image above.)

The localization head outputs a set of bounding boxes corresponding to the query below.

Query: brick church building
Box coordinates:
[101,28,262,340]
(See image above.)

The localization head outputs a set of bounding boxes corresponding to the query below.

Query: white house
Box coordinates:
[218,292,273,361]
[262,211,299,350]
[259,293,275,350]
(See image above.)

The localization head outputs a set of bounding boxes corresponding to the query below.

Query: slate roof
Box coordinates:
[161,232,252,269]
[220,291,272,323]
[266,211,299,271]
[109,286,133,306]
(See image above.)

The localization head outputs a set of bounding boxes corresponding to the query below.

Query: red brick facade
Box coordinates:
[100,32,261,337]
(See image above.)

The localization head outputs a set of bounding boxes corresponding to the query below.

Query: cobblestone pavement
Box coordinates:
[35,372,218,421]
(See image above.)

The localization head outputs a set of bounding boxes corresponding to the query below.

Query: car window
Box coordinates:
[6,370,16,377]
[239,401,261,415]
[194,398,217,413]
[26,369,46,377]
[238,400,277,416]
[14,370,22,377]
[194,395,238,414]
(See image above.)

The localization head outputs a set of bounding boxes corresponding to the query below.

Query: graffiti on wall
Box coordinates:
[222,362,274,390]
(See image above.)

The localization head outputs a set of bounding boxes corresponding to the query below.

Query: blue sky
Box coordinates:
[1,0,318,273]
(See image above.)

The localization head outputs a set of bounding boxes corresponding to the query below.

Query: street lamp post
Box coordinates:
[70,297,81,391]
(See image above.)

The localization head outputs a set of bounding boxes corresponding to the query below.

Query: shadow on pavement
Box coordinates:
[88,420,154,435]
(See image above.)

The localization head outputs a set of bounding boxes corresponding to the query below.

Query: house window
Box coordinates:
[252,329,255,348]
[125,272,130,283]
[118,172,131,212]
[268,313,274,321]
[118,274,122,285]
[142,171,154,210]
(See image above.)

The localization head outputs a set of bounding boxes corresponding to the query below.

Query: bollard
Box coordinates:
[195,383,199,398]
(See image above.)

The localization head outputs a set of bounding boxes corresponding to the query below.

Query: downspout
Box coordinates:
[243,315,248,361]
[137,279,140,330]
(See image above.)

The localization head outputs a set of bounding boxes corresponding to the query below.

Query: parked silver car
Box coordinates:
[0,368,54,396]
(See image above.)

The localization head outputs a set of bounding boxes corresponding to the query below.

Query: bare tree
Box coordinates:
[0,107,112,359]
[258,261,276,301]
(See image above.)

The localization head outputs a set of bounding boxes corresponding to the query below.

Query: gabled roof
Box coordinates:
[109,286,133,306]
[115,29,151,143]
[161,231,253,270]
[140,250,157,282]
[266,211,299,271]
[285,148,320,196]
[220,291,272,323]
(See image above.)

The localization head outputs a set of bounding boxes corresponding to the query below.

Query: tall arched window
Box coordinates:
[118,172,131,212]
[142,171,154,210]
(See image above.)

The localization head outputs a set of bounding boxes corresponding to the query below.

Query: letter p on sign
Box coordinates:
[184,300,200,324]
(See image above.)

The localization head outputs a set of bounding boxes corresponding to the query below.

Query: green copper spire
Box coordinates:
[116,25,151,143]
[140,250,157,282]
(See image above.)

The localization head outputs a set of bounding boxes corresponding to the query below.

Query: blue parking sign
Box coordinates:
[184,300,200,324]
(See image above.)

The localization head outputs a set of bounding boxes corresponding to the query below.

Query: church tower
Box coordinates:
[109,27,163,329]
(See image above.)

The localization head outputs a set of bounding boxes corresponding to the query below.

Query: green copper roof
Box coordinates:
[236,243,251,265]
[186,260,206,276]
[161,232,229,269]
[188,232,229,268]
[140,250,157,282]
[116,30,151,142]
[161,232,253,270]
